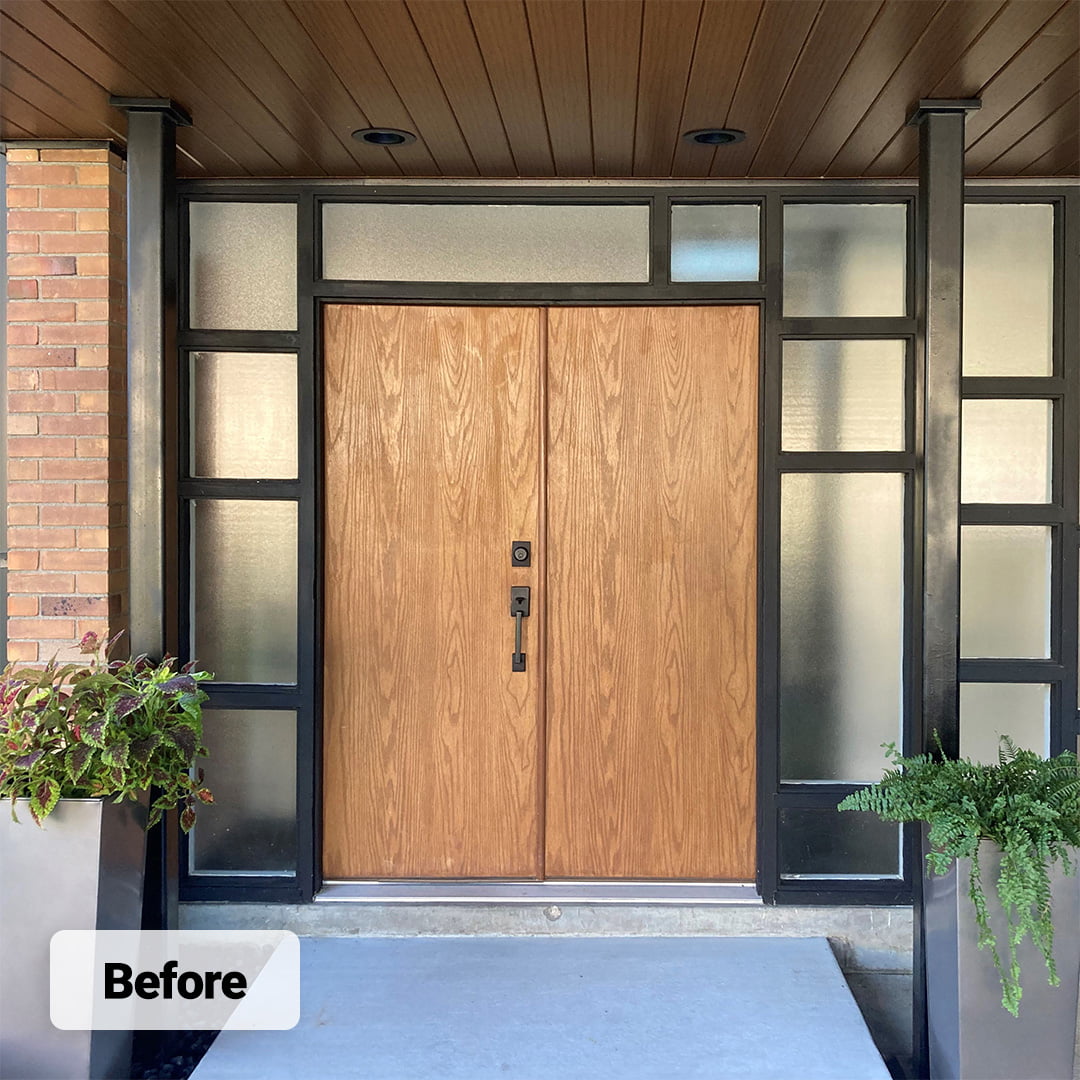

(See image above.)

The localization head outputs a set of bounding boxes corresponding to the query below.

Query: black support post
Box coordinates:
[908,97,980,1079]
[110,96,191,932]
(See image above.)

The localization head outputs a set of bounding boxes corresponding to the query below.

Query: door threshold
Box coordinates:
[316,881,761,905]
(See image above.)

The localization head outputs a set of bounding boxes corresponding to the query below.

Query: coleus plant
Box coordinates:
[0,631,213,831]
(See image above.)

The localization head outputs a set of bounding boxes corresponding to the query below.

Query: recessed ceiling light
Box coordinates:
[683,128,746,146]
[352,127,417,146]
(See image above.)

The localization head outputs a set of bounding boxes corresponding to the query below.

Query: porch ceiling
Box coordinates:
[1,0,1077,180]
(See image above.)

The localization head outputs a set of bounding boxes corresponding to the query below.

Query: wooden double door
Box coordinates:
[323,305,757,881]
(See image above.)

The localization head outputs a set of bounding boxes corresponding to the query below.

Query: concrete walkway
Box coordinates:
[191,936,889,1080]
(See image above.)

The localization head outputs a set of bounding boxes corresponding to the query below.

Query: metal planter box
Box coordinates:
[925,839,1080,1080]
[0,796,147,1080]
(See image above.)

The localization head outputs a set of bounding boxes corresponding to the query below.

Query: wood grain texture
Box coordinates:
[585,0,644,177]
[545,307,759,880]
[323,305,542,879]
[466,0,557,176]
[670,0,763,177]
[709,0,824,177]
[824,0,1003,177]
[3,0,1077,177]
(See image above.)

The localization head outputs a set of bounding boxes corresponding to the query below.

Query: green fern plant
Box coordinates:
[839,735,1079,1016]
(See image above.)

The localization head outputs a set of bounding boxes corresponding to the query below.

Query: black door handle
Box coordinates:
[510,587,530,672]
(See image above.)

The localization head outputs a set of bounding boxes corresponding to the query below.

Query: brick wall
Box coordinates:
[5,146,128,664]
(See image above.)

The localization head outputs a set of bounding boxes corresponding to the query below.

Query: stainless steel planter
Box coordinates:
[0,796,147,1080]
[925,838,1080,1080]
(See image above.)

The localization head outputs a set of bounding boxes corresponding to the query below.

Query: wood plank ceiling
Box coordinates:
[1,0,1077,179]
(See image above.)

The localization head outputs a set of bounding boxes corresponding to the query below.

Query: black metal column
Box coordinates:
[908,97,980,1079]
[110,96,191,932]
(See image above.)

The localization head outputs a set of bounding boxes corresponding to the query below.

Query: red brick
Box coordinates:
[6,187,39,208]
[75,164,111,185]
[8,618,77,640]
[76,210,110,232]
[41,550,107,571]
[40,277,108,299]
[8,527,76,549]
[76,392,110,412]
[76,528,110,548]
[38,233,110,255]
[6,641,40,662]
[8,595,39,617]
[8,392,75,413]
[76,347,111,368]
[7,212,77,234]
[8,369,39,390]
[9,571,75,593]
[40,415,109,437]
[6,149,40,162]
[8,437,77,459]
[40,149,109,162]
[7,234,39,253]
[40,459,110,481]
[8,279,38,299]
[75,300,111,321]
[40,368,109,391]
[75,482,108,503]
[8,482,76,503]
[76,573,109,594]
[6,163,78,185]
[7,416,38,436]
[40,596,109,617]
[40,187,110,209]
[8,506,39,525]
[7,461,39,482]
[39,324,110,346]
[76,437,109,458]
[41,504,109,527]
[7,347,76,368]
[7,253,76,275]
[75,255,111,275]
[7,301,76,323]
[8,325,39,345]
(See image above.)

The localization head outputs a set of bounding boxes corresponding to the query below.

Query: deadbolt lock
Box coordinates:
[511,541,532,567]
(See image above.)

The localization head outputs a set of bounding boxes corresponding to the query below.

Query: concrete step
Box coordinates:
[191,936,891,1080]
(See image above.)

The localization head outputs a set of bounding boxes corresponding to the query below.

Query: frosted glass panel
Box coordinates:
[782,339,905,451]
[960,526,1051,658]
[960,683,1050,765]
[670,203,759,281]
[961,399,1051,504]
[783,203,907,317]
[192,501,298,683]
[963,204,1053,376]
[780,809,900,878]
[191,352,298,479]
[322,203,649,282]
[780,473,905,781]
[189,202,297,331]
[191,709,297,874]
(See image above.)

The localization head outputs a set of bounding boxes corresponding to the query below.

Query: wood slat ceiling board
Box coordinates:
[2,0,1077,178]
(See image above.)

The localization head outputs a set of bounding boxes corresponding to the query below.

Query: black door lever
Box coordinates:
[510,587,530,672]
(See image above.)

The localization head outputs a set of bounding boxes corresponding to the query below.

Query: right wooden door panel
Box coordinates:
[544,306,758,880]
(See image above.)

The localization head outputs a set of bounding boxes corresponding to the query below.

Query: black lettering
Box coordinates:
[178,972,204,1000]
[104,963,132,999]
[204,970,224,998]
[135,971,159,999]
[221,971,247,999]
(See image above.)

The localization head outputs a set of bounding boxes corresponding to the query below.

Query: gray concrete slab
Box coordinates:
[191,936,890,1080]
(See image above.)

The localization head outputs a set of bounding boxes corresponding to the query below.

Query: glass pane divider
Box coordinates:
[960,504,1065,524]
[776,453,916,471]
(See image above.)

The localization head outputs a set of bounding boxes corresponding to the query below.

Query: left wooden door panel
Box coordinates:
[322,305,542,879]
